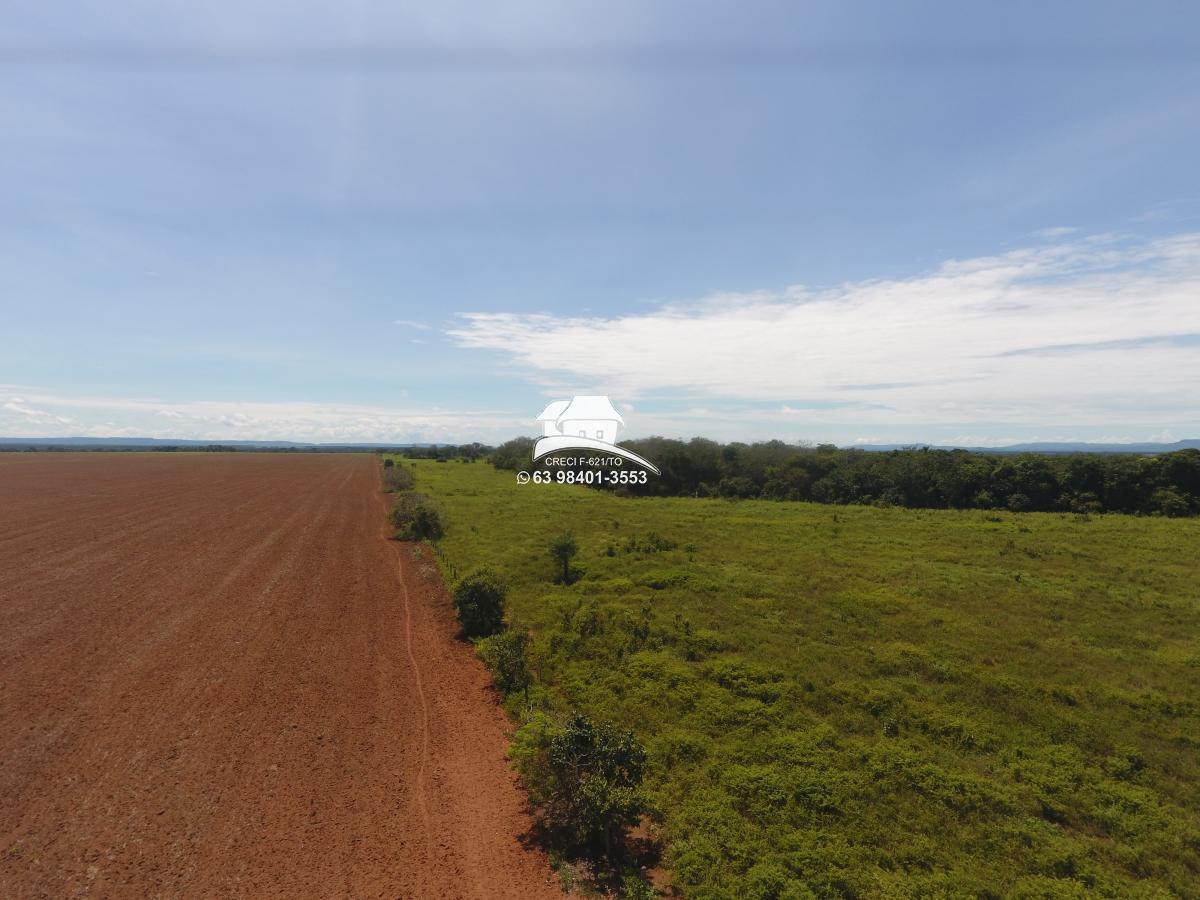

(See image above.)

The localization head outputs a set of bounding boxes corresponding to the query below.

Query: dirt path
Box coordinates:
[0,453,560,898]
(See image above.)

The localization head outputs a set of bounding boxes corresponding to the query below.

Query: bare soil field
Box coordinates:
[0,453,559,898]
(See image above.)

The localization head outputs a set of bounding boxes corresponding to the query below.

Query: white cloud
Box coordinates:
[2,399,74,426]
[393,319,432,330]
[446,232,1200,430]
[0,391,527,443]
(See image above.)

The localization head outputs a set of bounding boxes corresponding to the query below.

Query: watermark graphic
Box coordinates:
[531,395,660,475]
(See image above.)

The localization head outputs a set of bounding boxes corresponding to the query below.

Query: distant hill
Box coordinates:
[851,439,1200,454]
[2,436,1198,454]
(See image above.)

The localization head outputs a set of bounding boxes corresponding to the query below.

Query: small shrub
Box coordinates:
[619,874,658,900]
[389,492,442,539]
[407,504,444,540]
[388,494,414,529]
[638,569,689,590]
[454,568,507,637]
[644,531,677,552]
[623,531,678,554]
[478,628,532,698]
[383,464,416,492]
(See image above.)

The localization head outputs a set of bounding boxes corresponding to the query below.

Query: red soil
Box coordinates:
[0,453,560,898]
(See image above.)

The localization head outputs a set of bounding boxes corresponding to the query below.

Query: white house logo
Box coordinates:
[533,396,660,475]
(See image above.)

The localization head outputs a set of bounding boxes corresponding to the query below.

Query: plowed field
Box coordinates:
[0,453,558,898]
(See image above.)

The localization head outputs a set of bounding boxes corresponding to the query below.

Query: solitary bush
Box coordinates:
[623,531,678,554]
[512,711,647,858]
[389,492,443,539]
[453,568,507,637]
[383,458,394,468]
[478,627,532,698]
[549,531,579,583]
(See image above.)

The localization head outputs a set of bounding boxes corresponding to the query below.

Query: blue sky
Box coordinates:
[3,1,1200,444]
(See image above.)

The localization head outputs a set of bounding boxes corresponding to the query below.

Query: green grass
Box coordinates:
[401,459,1200,899]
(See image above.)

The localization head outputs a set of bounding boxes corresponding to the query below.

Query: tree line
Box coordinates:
[383,459,652,894]
[485,437,1200,516]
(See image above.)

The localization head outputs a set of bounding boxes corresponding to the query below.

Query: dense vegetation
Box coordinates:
[401,458,1200,898]
[489,438,1200,517]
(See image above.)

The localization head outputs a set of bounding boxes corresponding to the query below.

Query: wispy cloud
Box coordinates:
[393,319,432,330]
[996,333,1200,357]
[2,399,74,426]
[1031,225,1077,239]
[447,231,1200,429]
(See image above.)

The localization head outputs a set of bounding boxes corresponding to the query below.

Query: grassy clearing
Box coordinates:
[401,458,1200,898]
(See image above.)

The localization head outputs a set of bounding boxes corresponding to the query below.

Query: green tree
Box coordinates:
[1151,487,1191,518]
[1161,449,1200,498]
[549,531,579,583]
[512,712,646,858]
[1005,492,1032,512]
[490,437,536,471]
